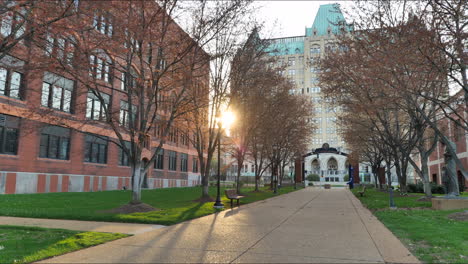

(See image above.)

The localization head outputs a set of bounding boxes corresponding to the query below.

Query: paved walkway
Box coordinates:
[37,188,419,263]
[0,216,165,235]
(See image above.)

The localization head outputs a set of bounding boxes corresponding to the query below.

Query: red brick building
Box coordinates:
[415,98,468,191]
[0,1,206,194]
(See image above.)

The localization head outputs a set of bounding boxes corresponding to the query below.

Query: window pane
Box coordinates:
[96,58,102,79]
[91,143,99,163]
[41,83,50,106]
[48,135,59,159]
[86,97,93,119]
[1,13,13,37]
[45,34,54,55]
[59,138,69,160]
[4,128,18,154]
[120,109,127,126]
[0,127,3,153]
[39,134,48,158]
[98,144,106,163]
[104,64,109,82]
[52,85,62,109]
[9,72,21,98]
[84,142,91,162]
[57,38,65,59]
[63,89,72,112]
[0,68,7,95]
[93,100,101,120]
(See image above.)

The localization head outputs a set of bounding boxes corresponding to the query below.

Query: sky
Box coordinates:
[254,1,353,39]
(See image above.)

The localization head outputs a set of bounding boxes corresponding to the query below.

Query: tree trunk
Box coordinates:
[421,153,433,197]
[132,162,142,203]
[236,165,242,194]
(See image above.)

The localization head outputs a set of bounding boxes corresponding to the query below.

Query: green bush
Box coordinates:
[407,182,445,194]
[308,182,314,186]
[307,174,320,181]
[343,175,349,182]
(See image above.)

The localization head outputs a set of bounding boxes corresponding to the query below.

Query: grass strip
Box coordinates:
[351,187,468,263]
[0,186,302,225]
[0,225,128,263]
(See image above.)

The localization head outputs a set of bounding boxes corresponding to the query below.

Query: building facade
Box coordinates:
[0,1,204,194]
[266,3,354,181]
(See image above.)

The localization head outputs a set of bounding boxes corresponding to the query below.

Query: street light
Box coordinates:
[213,110,235,209]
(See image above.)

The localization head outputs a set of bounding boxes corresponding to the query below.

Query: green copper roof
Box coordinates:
[265,3,352,56]
[267,36,305,56]
[305,3,352,37]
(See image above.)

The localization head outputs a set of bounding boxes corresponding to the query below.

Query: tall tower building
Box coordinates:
[267,3,354,181]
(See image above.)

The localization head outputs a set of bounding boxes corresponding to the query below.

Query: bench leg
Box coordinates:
[237,199,240,206]
[230,199,233,208]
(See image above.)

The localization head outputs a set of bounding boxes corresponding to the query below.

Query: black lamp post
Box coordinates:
[213,120,224,209]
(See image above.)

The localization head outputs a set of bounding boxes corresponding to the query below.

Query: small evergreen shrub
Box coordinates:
[307,174,320,181]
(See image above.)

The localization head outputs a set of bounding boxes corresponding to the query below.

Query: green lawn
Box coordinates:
[351,187,431,209]
[0,225,127,263]
[0,186,302,225]
[352,187,468,263]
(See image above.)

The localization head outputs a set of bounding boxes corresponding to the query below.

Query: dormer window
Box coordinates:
[313,29,317,36]
[327,27,331,35]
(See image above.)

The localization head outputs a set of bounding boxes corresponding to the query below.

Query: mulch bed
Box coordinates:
[99,202,160,214]
[447,211,468,221]
[416,196,434,202]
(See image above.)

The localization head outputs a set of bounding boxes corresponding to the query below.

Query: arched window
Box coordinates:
[310,45,320,55]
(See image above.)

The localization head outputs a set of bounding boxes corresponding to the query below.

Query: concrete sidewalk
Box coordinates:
[39,188,419,263]
[0,216,165,235]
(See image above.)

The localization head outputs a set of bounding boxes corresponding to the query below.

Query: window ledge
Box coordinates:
[117,165,131,168]
[37,157,71,163]
[0,95,25,104]
[83,162,107,167]
[39,106,74,116]
[0,153,19,159]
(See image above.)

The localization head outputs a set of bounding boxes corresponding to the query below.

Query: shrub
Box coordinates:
[407,183,424,193]
[308,182,314,186]
[431,183,445,194]
[343,175,349,182]
[307,174,320,181]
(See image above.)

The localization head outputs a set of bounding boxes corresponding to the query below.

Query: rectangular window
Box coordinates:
[0,67,22,99]
[1,9,25,38]
[0,12,13,37]
[0,114,19,155]
[154,148,164,170]
[86,91,110,121]
[84,134,108,164]
[192,156,198,173]
[93,13,113,37]
[41,72,74,113]
[118,141,130,166]
[39,125,70,160]
[120,100,136,128]
[89,55,111,83]
[45,35,75,65]
[168,150,177,171]
[180,153,188,172]
[288,57,295,66]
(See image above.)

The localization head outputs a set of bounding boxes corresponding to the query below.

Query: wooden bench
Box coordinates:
[225,189,245,208]
[358,186,367,197]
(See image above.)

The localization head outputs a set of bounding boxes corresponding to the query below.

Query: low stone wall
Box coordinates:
[0,171,201,194]
[432,197,468,210]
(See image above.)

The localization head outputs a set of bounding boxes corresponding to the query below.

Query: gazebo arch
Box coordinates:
[327,157,338,170]
[311,158,320,174]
